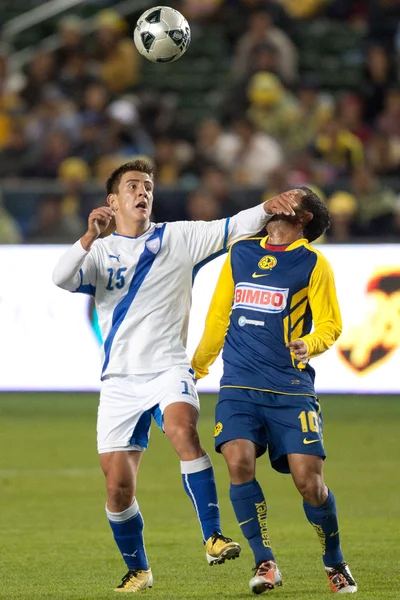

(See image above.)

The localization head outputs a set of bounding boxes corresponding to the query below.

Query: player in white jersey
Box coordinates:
[52,159,298,593]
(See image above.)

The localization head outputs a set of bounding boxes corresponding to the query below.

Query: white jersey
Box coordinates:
[52,206,270,378]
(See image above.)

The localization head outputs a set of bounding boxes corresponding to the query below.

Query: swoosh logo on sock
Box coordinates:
[330,530,339,537]
[239,517,254,526]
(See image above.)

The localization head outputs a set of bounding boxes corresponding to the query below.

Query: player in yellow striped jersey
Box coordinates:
[192,187,357,595]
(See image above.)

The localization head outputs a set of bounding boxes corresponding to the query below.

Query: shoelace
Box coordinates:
[253,561,273,575]
[211,532,232,544]
[120,569,141,585]
[329,563,356,587]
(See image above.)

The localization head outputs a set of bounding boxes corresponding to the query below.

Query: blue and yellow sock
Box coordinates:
[181,454,221,542]
[303,488,344,567]
[230,479,274,565]
[106,499,149,570]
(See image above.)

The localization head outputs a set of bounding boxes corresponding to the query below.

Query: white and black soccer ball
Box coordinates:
[133,6,191,63]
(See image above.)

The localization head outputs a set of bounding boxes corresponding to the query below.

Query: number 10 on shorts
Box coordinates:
[298,410,319,433]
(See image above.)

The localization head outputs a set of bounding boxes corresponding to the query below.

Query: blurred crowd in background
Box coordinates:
[0,0,400,243]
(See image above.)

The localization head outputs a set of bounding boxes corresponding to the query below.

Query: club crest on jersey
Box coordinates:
[234,283,288,313]
[258,255,277,270]
[146,238,161,254]
[214,422,223,437]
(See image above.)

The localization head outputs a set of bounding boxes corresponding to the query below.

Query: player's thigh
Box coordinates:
[97,376,154,454]
[157,366,200,433]
[264,394,325,474]
[214,390,268,457]
[100,449,143,487]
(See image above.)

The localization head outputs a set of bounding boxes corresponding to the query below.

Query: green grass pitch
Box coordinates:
[0,393,399,599]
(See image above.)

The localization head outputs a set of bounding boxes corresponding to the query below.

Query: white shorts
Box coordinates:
[97,366,199,454]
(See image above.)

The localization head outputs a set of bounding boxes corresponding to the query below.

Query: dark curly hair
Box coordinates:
[106,159,155,195]
[299,186,330,242]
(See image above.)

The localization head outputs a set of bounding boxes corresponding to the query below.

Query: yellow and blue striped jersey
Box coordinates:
[192,236,342,397]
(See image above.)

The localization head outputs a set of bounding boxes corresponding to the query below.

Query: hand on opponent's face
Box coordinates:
[264,190,301,217]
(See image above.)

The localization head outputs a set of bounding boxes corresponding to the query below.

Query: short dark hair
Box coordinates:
[106,159,155,195]
[299,186,330,242]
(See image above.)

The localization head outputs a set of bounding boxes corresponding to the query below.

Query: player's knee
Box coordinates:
[297,477,326,506]
[166,421,200,447]
[224,451,255,483]
[106,480,135,511]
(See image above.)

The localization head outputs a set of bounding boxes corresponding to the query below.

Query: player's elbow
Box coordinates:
[52,268,65,288]
[333,321,342,341]
[52,267,74,291]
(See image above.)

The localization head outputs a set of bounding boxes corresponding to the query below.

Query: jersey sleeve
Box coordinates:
[301,252,342,358]
[191,253,235,379]
[52,240,98,296]
[177,203,269,267]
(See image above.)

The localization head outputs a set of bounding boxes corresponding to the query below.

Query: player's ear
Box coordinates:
[302,211,313,224]
[107,193,118,211]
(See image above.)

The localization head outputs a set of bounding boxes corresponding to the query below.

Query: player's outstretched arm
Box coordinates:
[227,191,298,246]
[52,207,114,292]
[192,254,234,380]
[178,191,298,268]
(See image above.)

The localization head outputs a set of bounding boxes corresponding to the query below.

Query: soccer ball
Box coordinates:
[133,6,191,63]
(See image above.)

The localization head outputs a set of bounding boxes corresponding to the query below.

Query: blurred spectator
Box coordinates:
[377,87,400,138]
[81,82,109,126]
[20,51,56,108]
[286,79,333,153]
[180,0,223,21]
[0,193,23,243]
[232,9,298,84]
[186,189,222,220]
[221,42,282,122]
[58,157,91,227]
[221,118,283,185]
[72,118,102,167]
[310,117,364,176]
[154,138,182,185]
[363,45,395,124]
[337,93,371,144]
[59,53,97,105]
[351,165,396,236]
[195,118,230,168]
[55,16,86,70]
[26,196,85,243]
[246,72,299,142]
[366,130,400,176]
[24,89,80,145]
[0,123,39,178]
[279,0,325,19]
[328,191,358,242]
[367,0,400,51]
[31,131,73,178]
[106,98,154,158]
[91,10,140,94]
[201,166,233,216]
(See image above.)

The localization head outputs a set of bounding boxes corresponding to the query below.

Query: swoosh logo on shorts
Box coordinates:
[303,438,320,445]
[252,272,270,278]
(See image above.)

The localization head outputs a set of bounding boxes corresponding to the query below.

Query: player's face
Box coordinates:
[110,171,154,223]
